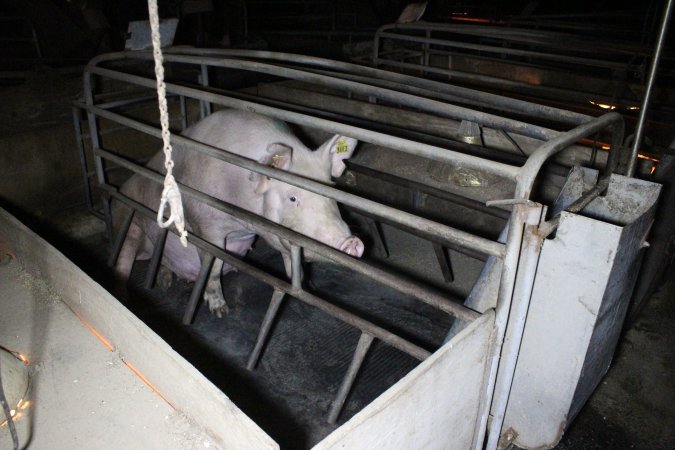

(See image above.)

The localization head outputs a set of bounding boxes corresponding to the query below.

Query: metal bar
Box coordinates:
[72,106,95,213]
[103,186,432,360]
[364,216,389,258]
[95,147,479,322]
[160,48,590,126]
[627,0,673,177]
[433,244,454,283]
[182,254,215,325]
[144,228,168,289]
[373,57,621,107]
[291,244,302,288]
[346,162,511,220]
[377,31,627,70]
[199,64,212,117]
[83,71,113,239]
[107,208,134,268]
[87,108,506,259]
[88,65,519,181]
[179,95,188,130]
[515,112,624,199]
[327,332,374,424]
[486,211,545,450]
[87,52,561,143]
[473,203,541,450]
[246,289,285,370]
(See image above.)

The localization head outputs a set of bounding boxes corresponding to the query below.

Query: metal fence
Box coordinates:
[76,49,624,446]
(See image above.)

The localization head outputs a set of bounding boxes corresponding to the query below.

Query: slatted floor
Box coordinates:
[125,238,456,448]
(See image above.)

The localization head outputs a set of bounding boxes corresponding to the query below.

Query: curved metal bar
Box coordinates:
[87,63,520,180]
[515,112,624,199]
[160,47,592,126]
[87,51,561,141]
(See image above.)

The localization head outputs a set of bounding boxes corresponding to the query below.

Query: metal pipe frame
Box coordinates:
[373,22,651,108]
[627,0,673,177]
[89,52,561,144]
[101,185,432,361]
[94,146,476,321]
[376,22,658,58]
[81,51,625,442]
[161,47,592,126]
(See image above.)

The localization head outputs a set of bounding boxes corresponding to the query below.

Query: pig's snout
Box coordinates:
[339,236,364,257]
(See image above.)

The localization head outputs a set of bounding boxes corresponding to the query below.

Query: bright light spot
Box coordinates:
[9,410,15,417]
[17,354,28,365]
[650,165,657,175]
[627,106,640,111]
[601,145,611,150]
[589,100,617,110]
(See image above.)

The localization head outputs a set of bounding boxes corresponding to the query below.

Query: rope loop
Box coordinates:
[157,175,188,246]
[147,0,188,247]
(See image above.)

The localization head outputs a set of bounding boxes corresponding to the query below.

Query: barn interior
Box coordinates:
[1,1,674,449]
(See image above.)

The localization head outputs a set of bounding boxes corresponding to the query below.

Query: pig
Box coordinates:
[113,109,364,317]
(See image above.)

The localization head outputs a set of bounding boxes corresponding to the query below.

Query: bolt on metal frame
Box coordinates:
[80,50,624,444]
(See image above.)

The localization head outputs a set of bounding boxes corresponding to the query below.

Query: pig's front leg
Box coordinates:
[203,236,255,318]
[204,259,228,318]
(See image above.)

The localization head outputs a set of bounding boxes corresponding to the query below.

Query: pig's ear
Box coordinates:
[320,135,358,178]
[250,143,293,194]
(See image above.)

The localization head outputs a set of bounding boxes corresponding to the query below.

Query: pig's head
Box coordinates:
[250,134,364,272]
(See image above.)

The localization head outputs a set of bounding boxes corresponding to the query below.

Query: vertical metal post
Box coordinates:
[365,217,389,258]
[179,95,188,130]
[433,244,454,283]
[107,209,134,268]
[199,64,212,118]
[627,0,673,177]
[327,332,374,424]
[472,202,543,450]
[248,244,302,370]
[291,244,302,289]
[144,229,168,289]
[182,254,216,325]
[246,289,285,370]
[72,106,95,214]
[83,72,113,240]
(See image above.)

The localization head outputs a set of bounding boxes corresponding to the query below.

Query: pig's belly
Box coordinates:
[161,232,201,281]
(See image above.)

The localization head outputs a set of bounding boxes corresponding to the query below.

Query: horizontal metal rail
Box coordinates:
[376,31,627,71]
[89,51,562,142]
[86,64,521,180]
[94,146,480,322]
[160,47,592,126]
[102,186,432,361]
[88,105,505,259]
[376,22,654,58]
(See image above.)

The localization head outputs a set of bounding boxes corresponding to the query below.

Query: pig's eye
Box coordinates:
[289,195,297,203]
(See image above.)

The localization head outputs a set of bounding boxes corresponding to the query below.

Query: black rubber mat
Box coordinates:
[125,240,455,449]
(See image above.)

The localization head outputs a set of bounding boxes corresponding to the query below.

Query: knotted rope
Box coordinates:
[147,0,188,247]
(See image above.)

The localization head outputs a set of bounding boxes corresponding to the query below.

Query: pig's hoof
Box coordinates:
[205,290,229,318]
[156,266,174,290]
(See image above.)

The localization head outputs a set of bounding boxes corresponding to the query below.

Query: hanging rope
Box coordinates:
[147,0,188,247]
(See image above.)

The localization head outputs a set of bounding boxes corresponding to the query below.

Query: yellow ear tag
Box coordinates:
[336,139,350,154]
